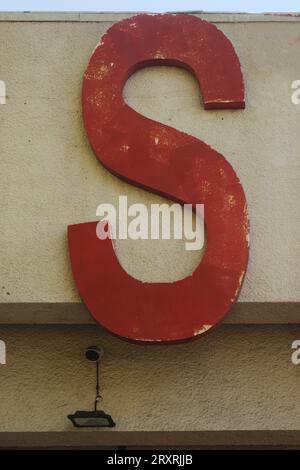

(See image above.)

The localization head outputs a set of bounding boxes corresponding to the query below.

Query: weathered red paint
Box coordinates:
[68,14,249,343]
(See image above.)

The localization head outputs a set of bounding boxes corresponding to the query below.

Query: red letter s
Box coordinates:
[68,14,249,343]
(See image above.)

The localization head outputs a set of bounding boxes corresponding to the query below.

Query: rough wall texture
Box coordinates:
[0,14,299,308]
[0,325,299,434]
[1,13,300,443]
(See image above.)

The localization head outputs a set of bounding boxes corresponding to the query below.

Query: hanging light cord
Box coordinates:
[94,361,102,411]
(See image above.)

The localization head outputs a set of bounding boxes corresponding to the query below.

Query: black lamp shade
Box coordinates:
[68,410,115,428]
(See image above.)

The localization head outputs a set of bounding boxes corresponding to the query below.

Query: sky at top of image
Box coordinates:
[0,0,299,13]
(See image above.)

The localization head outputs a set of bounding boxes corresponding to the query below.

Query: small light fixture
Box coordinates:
[68,346,115,428]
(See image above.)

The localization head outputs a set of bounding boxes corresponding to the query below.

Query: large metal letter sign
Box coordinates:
[68,14,249,343]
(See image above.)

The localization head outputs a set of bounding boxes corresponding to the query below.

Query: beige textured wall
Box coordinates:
[1,13,300,445]
[0,325,299,434]
[0,13,300,308]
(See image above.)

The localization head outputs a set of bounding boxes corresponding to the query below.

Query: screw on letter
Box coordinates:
[68,14,249,343]
[0,81,6,104]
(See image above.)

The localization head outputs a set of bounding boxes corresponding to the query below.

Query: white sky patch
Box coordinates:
[1,1,300,13]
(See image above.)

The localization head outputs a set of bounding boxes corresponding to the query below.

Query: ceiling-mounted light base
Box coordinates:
[68,410,115,428]
[85,345,104,362]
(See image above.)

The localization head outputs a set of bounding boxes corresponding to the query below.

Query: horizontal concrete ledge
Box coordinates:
[1,431,300,448]
[1,12,300,23]
[0,302,299,324]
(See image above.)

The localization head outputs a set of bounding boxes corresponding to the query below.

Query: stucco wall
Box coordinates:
[0,13,300,310]
[1,13,300,446]
[0,325,299,436]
